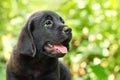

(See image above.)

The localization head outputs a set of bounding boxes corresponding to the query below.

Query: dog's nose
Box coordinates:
[63,27,72,34]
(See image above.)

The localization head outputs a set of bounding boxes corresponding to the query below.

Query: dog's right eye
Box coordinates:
[44,20,53,27]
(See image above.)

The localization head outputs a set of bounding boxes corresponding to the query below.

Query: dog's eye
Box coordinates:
[44,20,53,27]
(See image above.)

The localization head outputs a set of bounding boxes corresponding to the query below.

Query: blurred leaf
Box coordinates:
[90,64,108,80]
[0,62,6,80]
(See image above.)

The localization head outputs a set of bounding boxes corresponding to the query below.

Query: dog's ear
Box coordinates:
[27,18,36,57]
[17,18,36,57]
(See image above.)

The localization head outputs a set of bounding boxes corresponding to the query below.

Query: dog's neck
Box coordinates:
[15,52,58,65]
[11,52,60,79]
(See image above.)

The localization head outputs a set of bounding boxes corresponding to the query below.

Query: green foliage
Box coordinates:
[0,0,120,80]
[58,0,120,79]
[90,63,108,80]
[0,62,6,80]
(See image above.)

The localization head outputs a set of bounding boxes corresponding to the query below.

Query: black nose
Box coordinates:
[63,27,72,34]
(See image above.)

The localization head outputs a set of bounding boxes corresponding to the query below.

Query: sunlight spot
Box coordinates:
[93,57,101,65]
[108,34,114,41]
[95,15,104,23]
[114,66,120,72]
[80,62,87,68]
[105,10,112,17]
[110,44,118,54]
[96,33,103,40]
[108,74,115,80]
[100,40,110,48]
[89,34,95,41]
[88,43,96,50]
[10,17,23,25]
[102,48,109,57]
[105,10,117,17]
[75,0,87,9]
[71,54,82,63]
[82,27,89,35]
[92,3,101,10]
[80,10,87,17]
[78,3,86,8]
[2,34,12,60]
[69,9,76,16]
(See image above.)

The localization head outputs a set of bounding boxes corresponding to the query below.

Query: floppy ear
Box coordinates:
[17,18,36,57]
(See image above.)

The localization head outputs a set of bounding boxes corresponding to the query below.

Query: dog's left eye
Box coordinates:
[44,20,53,27]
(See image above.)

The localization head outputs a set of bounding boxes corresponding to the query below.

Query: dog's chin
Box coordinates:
[43,42,68,58]
[43,52,66,58]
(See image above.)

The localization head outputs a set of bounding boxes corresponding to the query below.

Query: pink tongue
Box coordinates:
[53,44,67,54]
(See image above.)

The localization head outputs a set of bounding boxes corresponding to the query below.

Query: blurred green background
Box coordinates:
[0,0,120,80]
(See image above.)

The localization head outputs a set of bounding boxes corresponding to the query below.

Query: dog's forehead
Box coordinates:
[31,11,61,19]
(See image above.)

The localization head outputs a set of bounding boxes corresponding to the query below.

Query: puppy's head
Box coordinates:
[18,10,72,58]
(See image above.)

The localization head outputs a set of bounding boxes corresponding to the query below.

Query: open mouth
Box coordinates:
[44,42,68,56]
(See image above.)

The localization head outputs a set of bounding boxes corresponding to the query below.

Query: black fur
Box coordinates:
[6,10,72,80]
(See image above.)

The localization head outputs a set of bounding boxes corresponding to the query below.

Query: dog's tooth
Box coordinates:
[48,43,53,47]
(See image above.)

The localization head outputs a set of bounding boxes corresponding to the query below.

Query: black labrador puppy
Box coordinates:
[6,10,72,80]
